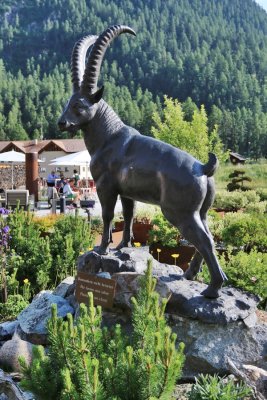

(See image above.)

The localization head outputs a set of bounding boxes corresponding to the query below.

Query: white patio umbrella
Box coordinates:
[0,150,43,189]
[50,150,91,165]
[50,150,92,179]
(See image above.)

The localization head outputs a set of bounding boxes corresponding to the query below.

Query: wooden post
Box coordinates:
[25,152,39,203]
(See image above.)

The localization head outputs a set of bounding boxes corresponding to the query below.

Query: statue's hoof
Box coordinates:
[201,285,220,299]
[97,246,109,255]
[183,269,195,281]
[116,242,132,250]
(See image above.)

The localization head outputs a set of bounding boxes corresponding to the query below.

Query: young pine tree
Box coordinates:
[19,260,185,400]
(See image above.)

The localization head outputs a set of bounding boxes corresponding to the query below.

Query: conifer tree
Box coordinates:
[19,260,185,400]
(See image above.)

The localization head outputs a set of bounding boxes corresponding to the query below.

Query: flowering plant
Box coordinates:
[0,207,10,215]
[0,208,11,303]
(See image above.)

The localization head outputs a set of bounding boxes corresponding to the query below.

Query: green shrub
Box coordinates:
[32,214,64,233]
[220,249,267,306]
[134,204,159,223]
[199,249,267,307]
[49,214,95,285]
[19,261,185,399]
[221,213,267,251]
[7,208,53,292]
[189,374,252,400]
[243,190,260,204]
[256,188,267,201]
[244,200,267,214]
[91,216,103,235]
[7,208,95,294]
[213,191,248,210]
[0,294,28,322]
[149,213,180,247]
[207,210,225,243]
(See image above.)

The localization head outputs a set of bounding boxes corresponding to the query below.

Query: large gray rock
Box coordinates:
[168,313,267,378]
[0,368,34,399]
[17,291,74,344]
[241,364,267,399]
[112,271,175,310]
[53,276,75,298]
[75,247,267,377]
[78,247,183,311]
[0,320,19,341]
[164,277,259,325]
[77,251,102,274]
[78,247,183,276]
[0,333,33,372]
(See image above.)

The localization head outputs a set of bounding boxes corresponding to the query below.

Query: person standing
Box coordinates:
[47,170,58,207]
[47,170,58,187]
[73,169,80,187]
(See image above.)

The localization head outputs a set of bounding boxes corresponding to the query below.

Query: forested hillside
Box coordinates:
[0,0,267,157]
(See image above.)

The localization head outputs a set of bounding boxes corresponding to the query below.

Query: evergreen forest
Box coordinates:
[1,0,267,158]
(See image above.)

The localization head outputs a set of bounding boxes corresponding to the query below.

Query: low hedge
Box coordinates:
[199,249,267,307]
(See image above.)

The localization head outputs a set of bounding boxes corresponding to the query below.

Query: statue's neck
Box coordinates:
[83,99,124,154]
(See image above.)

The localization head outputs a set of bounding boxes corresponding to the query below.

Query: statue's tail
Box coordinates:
[203,153,219,177]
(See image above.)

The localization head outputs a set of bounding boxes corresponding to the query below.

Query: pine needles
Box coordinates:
[19,259,185,399]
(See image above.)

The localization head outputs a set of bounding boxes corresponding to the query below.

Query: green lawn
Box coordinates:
[215,160,267,191]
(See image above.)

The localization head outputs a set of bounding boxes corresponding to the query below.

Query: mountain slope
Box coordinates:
[0,0,267,156]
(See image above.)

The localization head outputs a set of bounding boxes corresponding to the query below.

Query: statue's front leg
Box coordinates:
[116,197,135,249]
[98,191,117,255]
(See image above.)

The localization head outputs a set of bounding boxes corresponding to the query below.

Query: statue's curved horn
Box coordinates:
[81,25,136,95]
[71,35,98,92]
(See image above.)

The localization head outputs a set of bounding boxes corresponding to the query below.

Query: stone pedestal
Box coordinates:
[2,247,265,380]
[76,247,267,377]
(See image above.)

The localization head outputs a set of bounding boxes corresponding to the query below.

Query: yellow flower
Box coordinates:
[171,253,179,266]
[79,251,84,255]
[23,278,29,284]
[171,254,179,259]
[134,242,141,247]
[156,248,162,253]
[88,247,93,251]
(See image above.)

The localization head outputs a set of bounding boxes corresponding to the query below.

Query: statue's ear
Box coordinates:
[90,86,104,104]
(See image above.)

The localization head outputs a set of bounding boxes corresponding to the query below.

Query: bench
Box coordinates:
[5,190,29,209]
[0,197,5,207]
[55,199,95,208]
[56,198,73,207]
[80,199,95,208]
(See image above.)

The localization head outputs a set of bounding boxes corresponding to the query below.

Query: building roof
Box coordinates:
[0,141,11,152]
[0,139,86,154]
[229,152,246,162]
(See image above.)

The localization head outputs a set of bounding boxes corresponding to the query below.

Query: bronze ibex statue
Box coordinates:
[58,25,227,298]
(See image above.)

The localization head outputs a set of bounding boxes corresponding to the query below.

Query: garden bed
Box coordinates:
[149,242,195,271]
[114,220,153,245]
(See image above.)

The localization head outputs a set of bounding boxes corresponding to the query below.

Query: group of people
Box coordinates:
[47,169,81,208]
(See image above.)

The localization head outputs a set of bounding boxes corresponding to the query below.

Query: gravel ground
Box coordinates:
[173,383,192,399]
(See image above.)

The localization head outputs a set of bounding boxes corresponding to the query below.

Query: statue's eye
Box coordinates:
[74,103,85,114]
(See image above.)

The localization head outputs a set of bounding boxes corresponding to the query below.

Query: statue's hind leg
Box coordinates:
[181,215,226,297]
[185,176,224,283]
[162,209,226,298]
[184,251,203,280]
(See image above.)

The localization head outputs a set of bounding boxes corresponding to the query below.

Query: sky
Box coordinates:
[255,0,267,12]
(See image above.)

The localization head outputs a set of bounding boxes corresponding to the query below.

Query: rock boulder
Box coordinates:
[75,247,267,377]
[17,291,74,345]
[0,334,33,372]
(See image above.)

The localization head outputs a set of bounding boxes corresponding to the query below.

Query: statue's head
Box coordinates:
[58,25,136,133]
